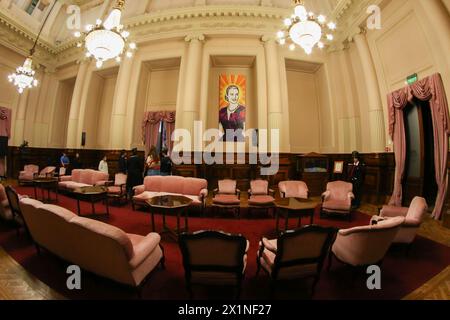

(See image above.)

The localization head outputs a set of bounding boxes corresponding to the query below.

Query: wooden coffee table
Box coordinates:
[33,178,59,203]
[146,195,193,240]
[275,198,319,233]
[72,186,109,218]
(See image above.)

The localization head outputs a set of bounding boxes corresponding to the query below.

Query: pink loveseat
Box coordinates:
[19,198,164,287]
[133,176,208,211]
[59,169,109,192]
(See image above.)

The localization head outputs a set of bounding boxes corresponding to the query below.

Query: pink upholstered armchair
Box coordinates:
[18,165,39,185]
[248,179,275,216]
[256,225,336,297]
[371,197,428,248]
[328,216,404,270]
[321,181,354,220]
[106,173,128,205]
[0,184,12,221]
[212,179,241,218]
[38,166,56,178]
[279,181,309,199]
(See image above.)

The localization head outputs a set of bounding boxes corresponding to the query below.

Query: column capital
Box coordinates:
[261,34,277,43]
[347,27,367,42]
[185,33,205,42]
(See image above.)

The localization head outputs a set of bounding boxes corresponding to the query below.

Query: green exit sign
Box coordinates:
[407,73,418,85]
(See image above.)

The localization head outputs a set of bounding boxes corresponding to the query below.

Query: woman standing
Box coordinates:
[145,146,160,176]
[98,155,109,175]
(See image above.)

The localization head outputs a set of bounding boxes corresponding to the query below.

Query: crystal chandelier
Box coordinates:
[75,0,136,68]
[277,0,336,55]
[8,0,57,94]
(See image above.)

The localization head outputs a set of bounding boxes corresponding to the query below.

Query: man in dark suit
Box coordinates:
[126,148,144,198]
[348,151,365,209]
[118,150,127,174]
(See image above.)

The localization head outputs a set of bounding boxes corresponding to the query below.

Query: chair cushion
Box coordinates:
[248,195,275,206]
[322,200,351,211]
[108,186,123,195]
[213,194,240,205]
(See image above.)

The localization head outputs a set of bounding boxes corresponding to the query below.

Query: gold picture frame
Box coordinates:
[333,161,344,174]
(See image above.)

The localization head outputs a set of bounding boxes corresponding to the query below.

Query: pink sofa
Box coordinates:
[133,176,208,211]
[59,169,109,192]
[19,198,164,287]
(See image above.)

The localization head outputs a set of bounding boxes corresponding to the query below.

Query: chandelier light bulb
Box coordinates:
[318,41,324,49]
[86,24,93,31]
[327,22,336,30]
[96,19,102,26]
[284,18,292,27]
[121,31,130,38]
[126,51,133,58]
[295,5,307,21]
[86,52,92,57]
[289,44,295,51]
[279,38,286,45]
[317,15,326,24]
[129,42,137,50]
[74,31,81,38]
[326,34,334,41]
[116,56,121,63]
[103,8,122,30]
[96,60,103,68]
[277,31,284,39]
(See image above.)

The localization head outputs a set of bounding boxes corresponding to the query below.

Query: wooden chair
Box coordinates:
[256,225,336,298]
[179,230,248,299]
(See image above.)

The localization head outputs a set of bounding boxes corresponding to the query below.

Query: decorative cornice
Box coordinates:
[0,3,360,68]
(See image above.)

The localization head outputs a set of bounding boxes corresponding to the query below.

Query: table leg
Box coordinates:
[77,199,81,216]
[176,212,181,237]
[184,207,188,232]
[298,216,302,228]
[285,209,289,231]
[275,208,280,234]
[310,210,314,225]
[162,210,167,230]
[151,209,155,232]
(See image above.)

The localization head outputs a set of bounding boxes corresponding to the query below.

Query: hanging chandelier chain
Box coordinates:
[30,0,58,56]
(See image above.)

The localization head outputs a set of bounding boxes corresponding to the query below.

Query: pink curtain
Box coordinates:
[388,73,450,220]
[142,111,176,155]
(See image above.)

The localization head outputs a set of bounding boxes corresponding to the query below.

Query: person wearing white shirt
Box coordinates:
[98,155,108,174]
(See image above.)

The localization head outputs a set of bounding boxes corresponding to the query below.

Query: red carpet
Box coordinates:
[1,186,449,300]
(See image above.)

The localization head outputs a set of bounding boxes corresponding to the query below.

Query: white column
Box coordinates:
[66,62,89,148]
[181,34,204,151]
[110,55,135,149]
[353,30,386,152]
[13,90,29,146]
[262,36,283,150]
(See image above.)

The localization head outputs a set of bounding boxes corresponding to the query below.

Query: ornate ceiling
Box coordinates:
[0,0,384,71]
